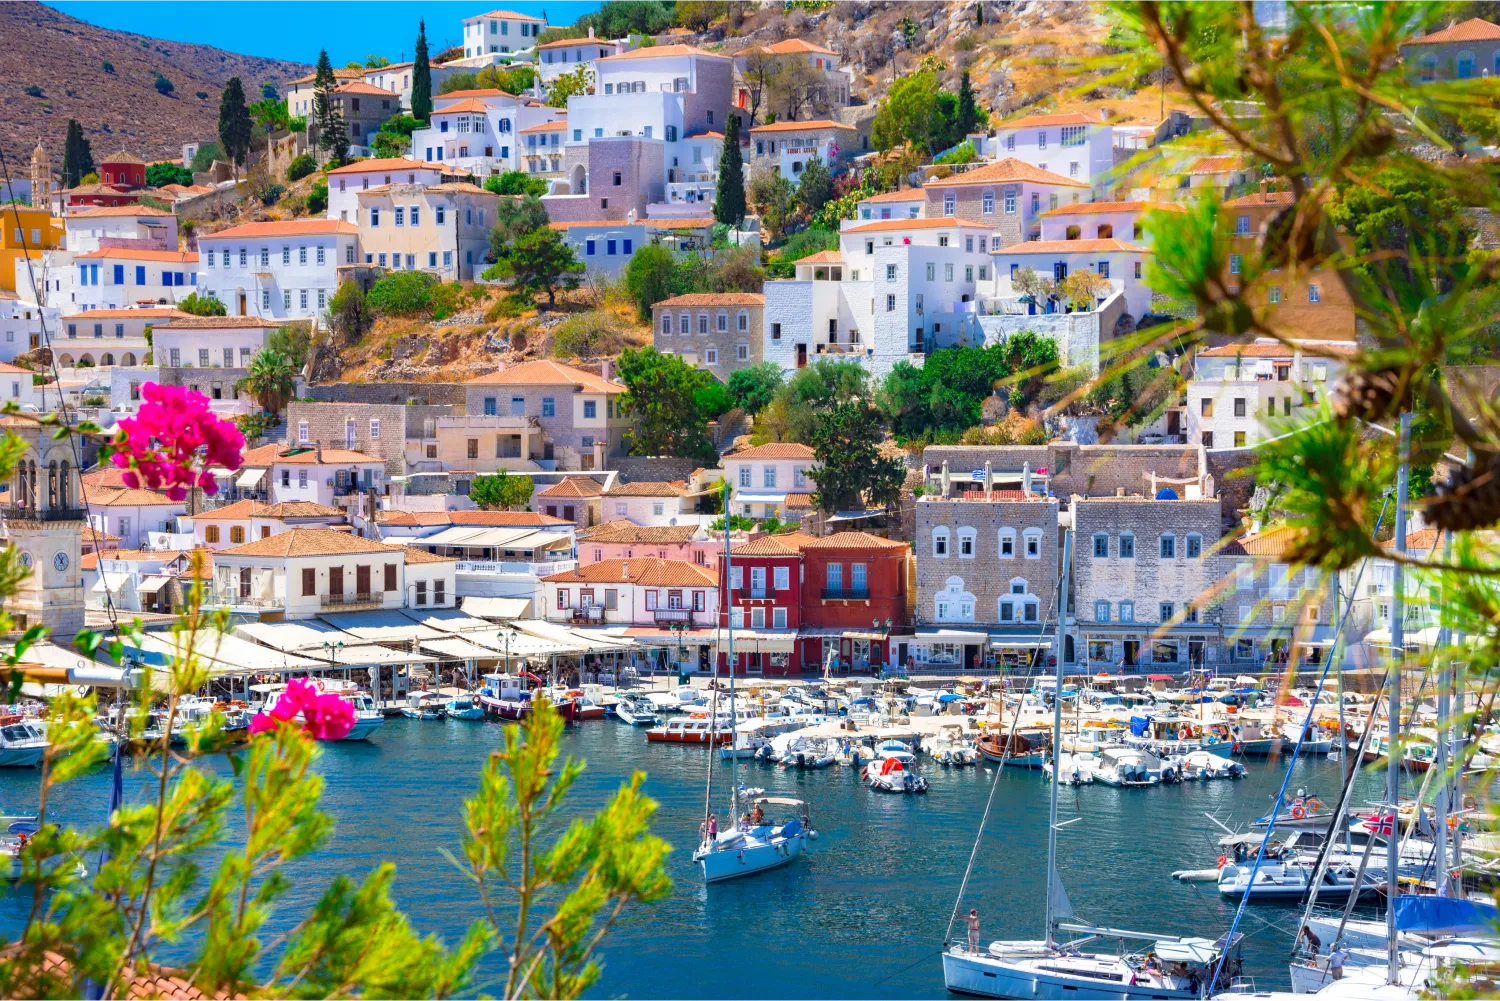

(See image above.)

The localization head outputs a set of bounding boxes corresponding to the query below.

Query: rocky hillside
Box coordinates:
[0,3,309,171]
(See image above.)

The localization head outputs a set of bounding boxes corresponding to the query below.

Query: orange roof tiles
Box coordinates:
[435,98,493,114]
[731,531,817,556]
[841,217,994,234]
[604,480,687,497]
[69,205,174,218]
[216,528,400,559]
[326,157,432,175]
[748,119,856,134]
[519,120,568,133]
[150,316,284,330]
[332,82,394,97]
[926,157,1089,188]
[88,486,182,507]
[653,292,764,307]
[465,359,625,393]
[758,39,837,56]
[202,219,358,239]
[404,548,458,564]
[728,442,816,460]
[599,43,728,62]
[800,531,907,550]
[537,37,617,50]
[1040,200,1186,217]
[782,493,814,508]
[1226,190,1296,208]
[436,88,515,100]
[74,249,197,263]
[451,510,571,526]
[470,9,546,21]
[793,251,843,265]
[542,557,717,587]
[240,444,385,466]
[994,238,1150,254]
[859,188,923,203]
[1000,111,1096,128]
[538,476,605,498]
[645,217,717,230]
[60,308,188,321]
[1406,17,1500,44]
[578,522,698,544]
[1187,155,1248,175]
[1197,340,1358,358]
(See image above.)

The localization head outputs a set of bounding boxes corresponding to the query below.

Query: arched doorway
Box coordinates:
[570,164,587,195]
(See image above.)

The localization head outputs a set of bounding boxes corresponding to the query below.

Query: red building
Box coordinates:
[99,152,146,189]
[716,531,910,676]
[64,151,147,211]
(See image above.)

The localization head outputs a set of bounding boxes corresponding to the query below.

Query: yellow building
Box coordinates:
[1,205,62,295]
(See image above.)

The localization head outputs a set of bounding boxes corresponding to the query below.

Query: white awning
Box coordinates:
[711,629,798,652]
[457,596,532,621]
[732,493,787,505]
[462,628,582,658]
[92,572,136,594]
[135,629,324,679]
[420,636,504,661]
[318,610,446,643]
[511,619,635,652]
[321,644,436,667]
[235,619,350,653]
[913,629,990,645]
[401,607,503,633]
[235,468,266,488]
[417,527,571,550]
[135,576,172,595]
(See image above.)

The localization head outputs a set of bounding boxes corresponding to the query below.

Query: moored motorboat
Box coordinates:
[443,697,485,721]
[646,715,729,744]
[863,747,928,793]
[0,720,48,767]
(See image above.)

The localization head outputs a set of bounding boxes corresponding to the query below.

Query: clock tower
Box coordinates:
[1,420,84,644]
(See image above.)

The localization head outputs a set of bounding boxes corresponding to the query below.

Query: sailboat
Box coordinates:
[942,530,1240,999]
[691,483,815,884]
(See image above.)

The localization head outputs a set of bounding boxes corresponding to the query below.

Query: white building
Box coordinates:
[241,442,389,509]
[601,481,694,526]
[64,205,179,253]
[363,61,464,113]
[1036,200,1185,245]
[984,112,1115,192]
[0,294,52,361]
[723,442,818,519]
[762,217,995,378]
[1187,339,1355,450]
[540,557,718,629]
[211,527,456,619]
[151,316,279,374]
[185,498,347,550]
[534,33,627,83]
[325,158,447,223]
[54,307,171,369]
[551,220,646,278]
[410,91,565,177]
[461,9,547,59]
[196,219,359,322]
[84,485,186,551]
[0,361,39,410]
[356,182,496,280]
[856,189,924,223]
[520,120,567,176]
[64,248,199,312]
[989,238,1154,319]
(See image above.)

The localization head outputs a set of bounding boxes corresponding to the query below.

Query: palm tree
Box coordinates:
[237,349,298,416]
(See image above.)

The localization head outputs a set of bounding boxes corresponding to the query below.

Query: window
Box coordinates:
[982,190,994,215]
[763,466,776,489]
[1159,601,1175,622]
[1234,431,1247,447]
[885,263,897,282]
[1186,533,1202,559]
[957,527,976,558]
[999,528,1016,558]
[229,526,245,544]
[1094,600,1110,622]
[1119,533,1135,558]
[945,263,954,281]
[1024,529,1041,558]
[932,527,950,558]
[1235,215,1250,236]
[205,525,220,543]
[1092,533,1108,558]
[1308,284,1321,303]
[1119,600,1135,623]
[1229,254,1242,275]
[302,568,316,596]
[943,192,956,216]
[583,400,597,419]
[885,294,896,312]
[1233,398,1247,417]
[1160,533,1175,559]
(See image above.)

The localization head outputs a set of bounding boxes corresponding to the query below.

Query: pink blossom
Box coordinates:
[111,383,244,500]
[248,678,355,741]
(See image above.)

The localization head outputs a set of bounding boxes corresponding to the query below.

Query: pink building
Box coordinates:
[576,520,716,568]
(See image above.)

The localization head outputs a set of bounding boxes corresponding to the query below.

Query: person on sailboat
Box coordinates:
[707,813,718,840]
[966,909,980,953]
[1297,923,1321,958]
[1327,945,1346,980]
[750,803,764,826]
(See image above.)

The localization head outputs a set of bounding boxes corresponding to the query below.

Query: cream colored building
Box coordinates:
[356,182,498,281]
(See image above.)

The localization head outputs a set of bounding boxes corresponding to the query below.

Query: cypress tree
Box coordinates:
[312,49,347,165]
[218,77,254,178]
[956,70,983,137]
[62,120,96,188]
[411,19,432,123]
[714,112,746,226]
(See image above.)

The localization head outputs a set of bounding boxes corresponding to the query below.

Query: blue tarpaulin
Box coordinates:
[1129,715,1151,737]
[937,693,964,703]
[1395,895,1499,936]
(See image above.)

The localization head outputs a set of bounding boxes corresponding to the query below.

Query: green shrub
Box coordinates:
[258,183,286,206]
[286,152,317,182]
[146,162,193,188]
[694,381,734,419]
[102,61,114,73]
[306,179,328,215]
[176,292,227,317]
[551,311,629,358]
[195,91,209,100]
[190,142,221,172]
[935,141,979,165]
[484,171,549,198]
[766,227,838,278]
[154,73,174,96]
[24,85,42,98]
[366,271,438,316]
[429,281,469,321]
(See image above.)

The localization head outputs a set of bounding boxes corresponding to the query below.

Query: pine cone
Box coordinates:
[1329,368,1402,423]
[1428,455,1500,533]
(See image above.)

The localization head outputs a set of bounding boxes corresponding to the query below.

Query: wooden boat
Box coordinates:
[646,715,730,744]
[977,728,1049,768]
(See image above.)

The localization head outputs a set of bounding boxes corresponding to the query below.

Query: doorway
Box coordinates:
[1167,410,1182,437]
[1123,640,1140,667]
[796,343,807,368]
[237,292,247,316]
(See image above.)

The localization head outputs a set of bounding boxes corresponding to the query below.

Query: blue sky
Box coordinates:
[51,1,603,67]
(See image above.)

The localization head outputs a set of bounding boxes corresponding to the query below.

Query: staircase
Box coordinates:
[255,417,288,445]
[712,408,753,456]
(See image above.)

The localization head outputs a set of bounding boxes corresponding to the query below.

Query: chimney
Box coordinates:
[984,459,993,493]
[941,460,951,496]
[1259,178,1269,195]
[1116,487,1125,497]
[314,442,323,463]
[626,208,637,225]
[592,439,606,469]
[600,359,613,383]
[1022,462,1031,495]
[1099,108,1108,122]
[588,25,595,38]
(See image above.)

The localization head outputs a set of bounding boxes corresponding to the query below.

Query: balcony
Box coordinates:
[654,607,694,625]
[821,587,870,600]
[210,592,284,610]
[2,506,87,523]
[741,587,768,600]
[321,591,383,611]
[571,605,605,622]
[456,559,577,576]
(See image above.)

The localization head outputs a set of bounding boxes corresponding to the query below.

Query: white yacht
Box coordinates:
[0,720,48,767]
[693,795,814,883]
[944,929,1235,1000]
[1043,751,1098,785]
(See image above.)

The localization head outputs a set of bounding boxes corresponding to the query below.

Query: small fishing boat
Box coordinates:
[566,691,608,720]
[646,715,729,744]
[977,728,1048,768]
[1216,858,1382,901]
[1043,751,1098,785]
[443,697,485,721]
[921,723,980,766]
[0,720,48,768]
[613,699,661,726]
[777,735,836,769]
[399,704,445,720]
[1094,747,1159,787]
[476,673,577,722]
[251,681,385,741]
[863,745,928,793]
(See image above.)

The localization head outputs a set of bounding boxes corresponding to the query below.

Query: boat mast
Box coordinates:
[1386,413,1411,985]
[1043,529,1072,952]
[1434,529,1451,895]
[725,480,739,824]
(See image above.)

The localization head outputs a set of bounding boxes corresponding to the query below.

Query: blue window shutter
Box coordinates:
[607,240,616,255]
[136,265,146,285]
[623,239,633,254]
[585,240,595,255]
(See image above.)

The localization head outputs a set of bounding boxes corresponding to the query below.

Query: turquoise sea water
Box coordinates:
[0,717,1390,998]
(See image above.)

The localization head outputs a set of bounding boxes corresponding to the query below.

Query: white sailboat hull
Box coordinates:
[942,948,1199,1000]
[694,830,806,883]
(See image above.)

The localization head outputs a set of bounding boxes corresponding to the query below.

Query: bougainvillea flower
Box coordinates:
[112,383,245,501]
[248,678,355,741]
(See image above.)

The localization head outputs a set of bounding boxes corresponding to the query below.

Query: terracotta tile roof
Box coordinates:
[1379,529,1443,553]
[782,493,814,508]
[644,217,717,230]
[60,308,188,321]
[102,150,145,165]
[1197,340,1358,358]
[69,205,174,218]
[88,486,182,507]
[685,130,723,140]
[519,120,569,133]
[240,444,385,466]
[731,531,817,556]
[599,44,728,62]
[859,189,923,203]
[450,510,572,526]
[538,476,605,498]
[404,547,458,564]
[578,522,697,544]
[1000,111,1096,128]
[748,119,856,134]
[0,362,28,374]
[1225,190,1296,208]
[1221,526,1298,557]
[758,38,837,56]
[800,530,907,550]
[652,293,764,307]
[470,9,546,21]
[376,510,454,526]
[258,501,346,519]
[543,557,717,586]
[326,157,432,175]
[82,466,131,490]
[83,525,123,544]
[434,98,493,114]
[926,157,1089,188]
[548,220,644,230]
[1406,17,1500,44]
[216,528,400,559]
[465,359,625,393]
[149,316,284,330]
[332,82,395,97]
[727,442,816,460]
[201,219,358,239]
[994,238,1150,254]
[436,88,515,100]
[74,249,197,263]
[1040,200,1185,217]
[604,480,686,498]
[840,217,994,234]
[537,37,617,50]
[82,548,181,568]
[290,68,365,85]
[1187,155,1248,175]
[793,251,843,265]
[191,499,264,520]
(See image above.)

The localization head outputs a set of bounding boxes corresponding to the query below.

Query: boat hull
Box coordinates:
[695,831,806,883]
[645,730,728,744]
[942,950,1198,1000]
[341,717,385,741]
[0,745,45,767]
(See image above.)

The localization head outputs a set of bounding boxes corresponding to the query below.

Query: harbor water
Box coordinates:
[0,717,1390,997]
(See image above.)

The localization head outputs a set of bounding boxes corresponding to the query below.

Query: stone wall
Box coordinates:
[612,456,700,484]
[305,382,468,406]
[977,290,1126,372]
[914,496,1059,628]
[285,401,409,478]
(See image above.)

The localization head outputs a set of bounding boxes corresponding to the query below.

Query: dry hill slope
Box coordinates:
[0,3,309,170]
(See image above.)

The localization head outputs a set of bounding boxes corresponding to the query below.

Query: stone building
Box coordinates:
[1402,16,1500,82]
[285,402,408,481]
[652,292,765,383]
[1218,526,1339,669]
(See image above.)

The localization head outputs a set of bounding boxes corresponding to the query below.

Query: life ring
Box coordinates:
[1464,794,1478,811]
[1217,855,1229,869]
[1306,797,1322,812]
[1291,804,1307,820]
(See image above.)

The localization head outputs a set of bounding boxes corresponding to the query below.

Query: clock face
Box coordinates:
[18,552,32,570]
[52,551,69,573]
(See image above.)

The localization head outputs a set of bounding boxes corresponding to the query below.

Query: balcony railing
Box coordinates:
[456,559,577,576]
[822,587,870,600]
[571,605,605,622]
[654,607,694,625]
[210,592,284,609]
[3,506,88,523]
[743,587,767,600]
[321,591,381,609]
